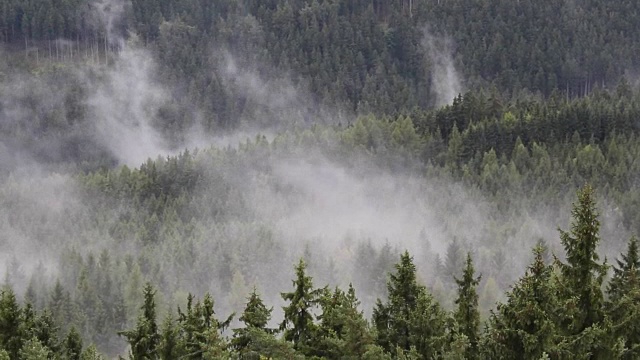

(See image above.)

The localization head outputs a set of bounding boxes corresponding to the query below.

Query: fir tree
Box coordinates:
[606,237,640,359]
[0,287,23,359]
[373,251,447,357]
[556,184,607,334]
[453,253,481,360]
[231,288,274,354]
[119,282,160,360]
[280,259,322,354]
[607,236,639,303]
[480,246,559,359]
[64,327,83,360]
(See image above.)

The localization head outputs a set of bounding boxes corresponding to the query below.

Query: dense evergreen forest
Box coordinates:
[1,0,640,358]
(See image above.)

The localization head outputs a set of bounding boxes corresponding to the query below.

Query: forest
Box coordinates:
[0,0,640,359]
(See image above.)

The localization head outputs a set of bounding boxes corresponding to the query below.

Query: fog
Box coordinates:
[422,28,464,107]
[0,3,634,356]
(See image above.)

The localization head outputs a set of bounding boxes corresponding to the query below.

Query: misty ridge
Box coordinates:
[0,0,639,358]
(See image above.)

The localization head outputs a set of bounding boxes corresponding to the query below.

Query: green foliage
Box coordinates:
[0,287,23,359]
[373,251,447,358]
[280,259,322,355]
[453,253,481,360]
[119,283,160,360]
[18,337,50,360]
[556,185,607,334]
[231,288,276,357]
[64,327,83,360]
[480,246,559,359]
[606,237,640,359]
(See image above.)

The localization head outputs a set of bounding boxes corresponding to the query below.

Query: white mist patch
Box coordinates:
[0,172,83,289]
[88,47,170,167]
[248,156,490,258]
[224,54,300,112]
[422,28,463,107]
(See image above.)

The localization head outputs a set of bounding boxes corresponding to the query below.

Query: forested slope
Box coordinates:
[0,0,640,358]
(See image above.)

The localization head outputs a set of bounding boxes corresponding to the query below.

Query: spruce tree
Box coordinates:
[119,283,160,360]
[555,185,616,358]
[64,327,83,360]
[158,313,180,360]
[373,251,447,358]
[176,293,233,359]
[232,288,274,354]
[480,246,558,359]
[453,253,481,360]
[556,184,607,334]
[280,259,322,354]
[606,237,640,359]
[0,287,23,359]
[607,237,639,303]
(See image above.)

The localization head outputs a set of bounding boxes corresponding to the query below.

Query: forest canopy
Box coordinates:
[0,0,639,359]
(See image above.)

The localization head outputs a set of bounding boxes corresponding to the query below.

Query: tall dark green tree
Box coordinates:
[231,288,274,354]
[556,185,607,334]
[0,287,23,359]
[64,327,83,360]
[373,251,447,358]
[480,246,559,359]
[554,185,620,359]
[606,237,640,359]
[176,293,233,359]
[119,283,160,360]
[280,259,322,354]
[607,237,640,303]
[314,284,378,358]
[453,253,481,360]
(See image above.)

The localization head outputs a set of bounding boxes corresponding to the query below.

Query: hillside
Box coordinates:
[0,0,639,359]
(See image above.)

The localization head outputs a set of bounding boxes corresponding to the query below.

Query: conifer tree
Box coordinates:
[480,246,559,359]
[158,313,180,360]
[607,237,639,303]
[176,292,233,359]
[64,327,83,360]
[556,185,607,334]
[315,284,377,358]
[374,251,447,358]
[606,237,640,359]
[453,253,481,360]
[0,287,23,359]
[554,185,618,358]
[231,288,274,354]
[119,283,160,360]
[280,259,322,354]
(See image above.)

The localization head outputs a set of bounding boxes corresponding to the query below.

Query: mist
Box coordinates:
[0,3,635,357]
[422,28,464,107]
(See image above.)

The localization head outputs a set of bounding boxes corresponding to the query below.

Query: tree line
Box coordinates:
[0,185,638,359]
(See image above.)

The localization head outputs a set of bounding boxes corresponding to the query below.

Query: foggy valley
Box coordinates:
[0,0,639,359]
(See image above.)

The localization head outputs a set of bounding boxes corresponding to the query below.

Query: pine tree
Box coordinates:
[315,285,376,358]
[280,259,322,354]
[158,313,180,360]
[119,282,160,360]
[64,327,83,360]
[607,237,639,303]
[480,246,559,359]
[556,185,607,334]
[606,237,640,359]
[373,251,447,357]
[0,287,23,359]
[453,253,481,360]
[231,288,274,354]
[555,185,616,358]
